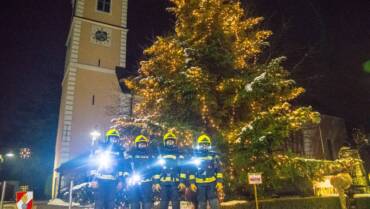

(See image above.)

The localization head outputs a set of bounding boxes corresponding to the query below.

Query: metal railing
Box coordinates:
[0,181,7,209]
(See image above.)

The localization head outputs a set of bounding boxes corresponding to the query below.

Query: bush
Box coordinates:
[355,196,370,209]
[221,196,341,209]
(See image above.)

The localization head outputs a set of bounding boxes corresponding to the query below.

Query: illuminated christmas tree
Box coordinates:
[123,0,320,191]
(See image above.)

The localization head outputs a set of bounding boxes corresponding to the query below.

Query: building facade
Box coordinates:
[286,115,347,160]
[52,0,129,198]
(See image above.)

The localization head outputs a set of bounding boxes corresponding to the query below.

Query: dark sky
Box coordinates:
[0,0,369,195]
[250,0,370,133]
[0,0,173,149]
[0,1,69,153]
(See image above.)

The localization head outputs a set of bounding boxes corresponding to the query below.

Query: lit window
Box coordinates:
[97,0,111,13]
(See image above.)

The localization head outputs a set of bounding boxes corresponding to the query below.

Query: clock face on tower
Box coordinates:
[95,30,108,41]
[91,25,112,47]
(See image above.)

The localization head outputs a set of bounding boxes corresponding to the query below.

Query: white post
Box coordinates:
[0,181,6,209]
[68,180,74,209]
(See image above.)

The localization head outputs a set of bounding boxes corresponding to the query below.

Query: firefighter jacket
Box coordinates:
[189,150,223,184]
[90,143,126,181]
[125,147,156,183]
[153,146,187,185]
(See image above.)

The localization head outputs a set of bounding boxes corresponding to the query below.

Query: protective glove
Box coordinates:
[216,182,223,192]
[190,184,197,192]
[90,181,98,189]
[216,182,225,202]
[152,183,161,192]
[116,182,124,191]
[178,183,186,191]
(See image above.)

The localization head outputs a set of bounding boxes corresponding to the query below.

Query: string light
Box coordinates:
[113,0,322,192]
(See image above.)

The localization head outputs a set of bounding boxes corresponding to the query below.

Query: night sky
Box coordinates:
[0,0,369,197]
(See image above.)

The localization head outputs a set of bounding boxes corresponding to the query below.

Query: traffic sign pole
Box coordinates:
[253,184,259,209]
[248,173,262,209]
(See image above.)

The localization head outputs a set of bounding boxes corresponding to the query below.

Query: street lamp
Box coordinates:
[0,152,16,163]
[5,152,15,158]
[90,130,101,145]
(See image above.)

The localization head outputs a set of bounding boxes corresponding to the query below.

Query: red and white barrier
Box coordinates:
[16,191,33,209]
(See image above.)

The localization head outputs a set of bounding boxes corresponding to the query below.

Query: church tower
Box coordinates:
[52,0,128,197]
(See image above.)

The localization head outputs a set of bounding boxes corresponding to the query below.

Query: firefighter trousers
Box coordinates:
[94,179,117,209]
[159,184,180,209]
[128,182,153,209]
[196,183,219,209]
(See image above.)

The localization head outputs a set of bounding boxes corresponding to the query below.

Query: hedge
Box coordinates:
[355,196,370,209]
[221,196,341,209]
[221,196,370,209]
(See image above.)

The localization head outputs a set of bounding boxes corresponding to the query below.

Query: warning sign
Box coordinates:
[248,173,262,185]
[16,191,33,209]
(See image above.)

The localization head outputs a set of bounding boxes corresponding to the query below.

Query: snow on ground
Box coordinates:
[221,200,248,206]
[47,199,80,207]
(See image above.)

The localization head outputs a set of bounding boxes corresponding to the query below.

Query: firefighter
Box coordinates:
[126,134,156,209]
[189,134,223,209]
[153,131,187,209]
[91,128,125,209]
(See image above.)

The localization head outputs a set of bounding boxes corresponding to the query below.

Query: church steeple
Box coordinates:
[52,0,129,198]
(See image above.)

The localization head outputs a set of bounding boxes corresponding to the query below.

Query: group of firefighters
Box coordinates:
[90,128,224,209]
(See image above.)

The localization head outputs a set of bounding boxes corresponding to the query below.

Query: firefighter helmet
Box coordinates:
[197,134,211,145]
[135,134,149,146]
[163,131,177,147]
[105,128,120,144]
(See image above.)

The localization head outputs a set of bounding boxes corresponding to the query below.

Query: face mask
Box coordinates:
[137,142,148,149]
[165,139,176,147]
[107,136,119,144]
[198,143,210,151]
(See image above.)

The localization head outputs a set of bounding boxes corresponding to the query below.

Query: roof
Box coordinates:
[56,152,91,175]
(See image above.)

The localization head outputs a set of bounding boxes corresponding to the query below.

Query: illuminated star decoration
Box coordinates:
[19,148,31,159]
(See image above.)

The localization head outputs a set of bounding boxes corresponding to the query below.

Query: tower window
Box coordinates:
[97,0,111,13]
